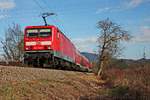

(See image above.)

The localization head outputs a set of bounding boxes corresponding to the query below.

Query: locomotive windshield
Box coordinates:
[39,29,51,37]
[26,29,38,37]
[26,29,51,37]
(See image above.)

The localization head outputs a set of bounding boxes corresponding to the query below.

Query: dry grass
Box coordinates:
[1,62,150,100]
[79,63,150,100]
[103,64,150,99]
[0,65,102,100]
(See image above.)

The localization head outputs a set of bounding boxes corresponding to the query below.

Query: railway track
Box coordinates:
[0,61,92,72]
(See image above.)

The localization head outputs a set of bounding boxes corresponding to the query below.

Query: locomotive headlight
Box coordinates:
[25,46,32,50]
[47,46,51,50]
[26,47,29,50]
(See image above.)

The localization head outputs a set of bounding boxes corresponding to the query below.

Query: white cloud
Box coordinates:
[96,6,122,14]
[125,0,150,9]
[128,0,143,8]
[0,14,9,19]
[132,26,150,42]
[96,0,150,14]
[96,7,111,14]
[122,0,150,9]
[73,36,97,52]
[0,0,15,10]
[0,0,15,20]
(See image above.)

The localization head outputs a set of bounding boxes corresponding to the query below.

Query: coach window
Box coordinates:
[57,33,60,39]
[57,30,60,39]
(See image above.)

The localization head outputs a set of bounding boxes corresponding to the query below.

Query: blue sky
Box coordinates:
[0,0,150,59]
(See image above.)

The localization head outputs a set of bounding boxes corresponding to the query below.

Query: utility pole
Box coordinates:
[41,12,55,26]
[143,47,146,60]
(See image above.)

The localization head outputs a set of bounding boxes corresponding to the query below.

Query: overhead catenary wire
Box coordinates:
[0,0,91,34]
[32,0,45,12]
[31,0,59,26]
[39,0,69,35]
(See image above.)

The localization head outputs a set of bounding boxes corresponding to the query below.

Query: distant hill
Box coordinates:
[108,58,150,69]
[81,52,150,68]
[81,52,98,62]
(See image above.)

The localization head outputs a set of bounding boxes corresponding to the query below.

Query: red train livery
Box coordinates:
[24,25,92,71]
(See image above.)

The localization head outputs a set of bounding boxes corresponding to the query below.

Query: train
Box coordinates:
[24,25,92,71]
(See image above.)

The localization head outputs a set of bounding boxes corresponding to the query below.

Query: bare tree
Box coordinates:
[97,19,131,76]
[1,23,24,63]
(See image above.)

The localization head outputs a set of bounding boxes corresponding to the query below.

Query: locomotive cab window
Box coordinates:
[26,29,51,37]
[26,29,38,37]
[39,29,51,37]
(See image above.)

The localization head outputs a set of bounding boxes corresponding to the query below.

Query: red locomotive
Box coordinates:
[24,25,92,71]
